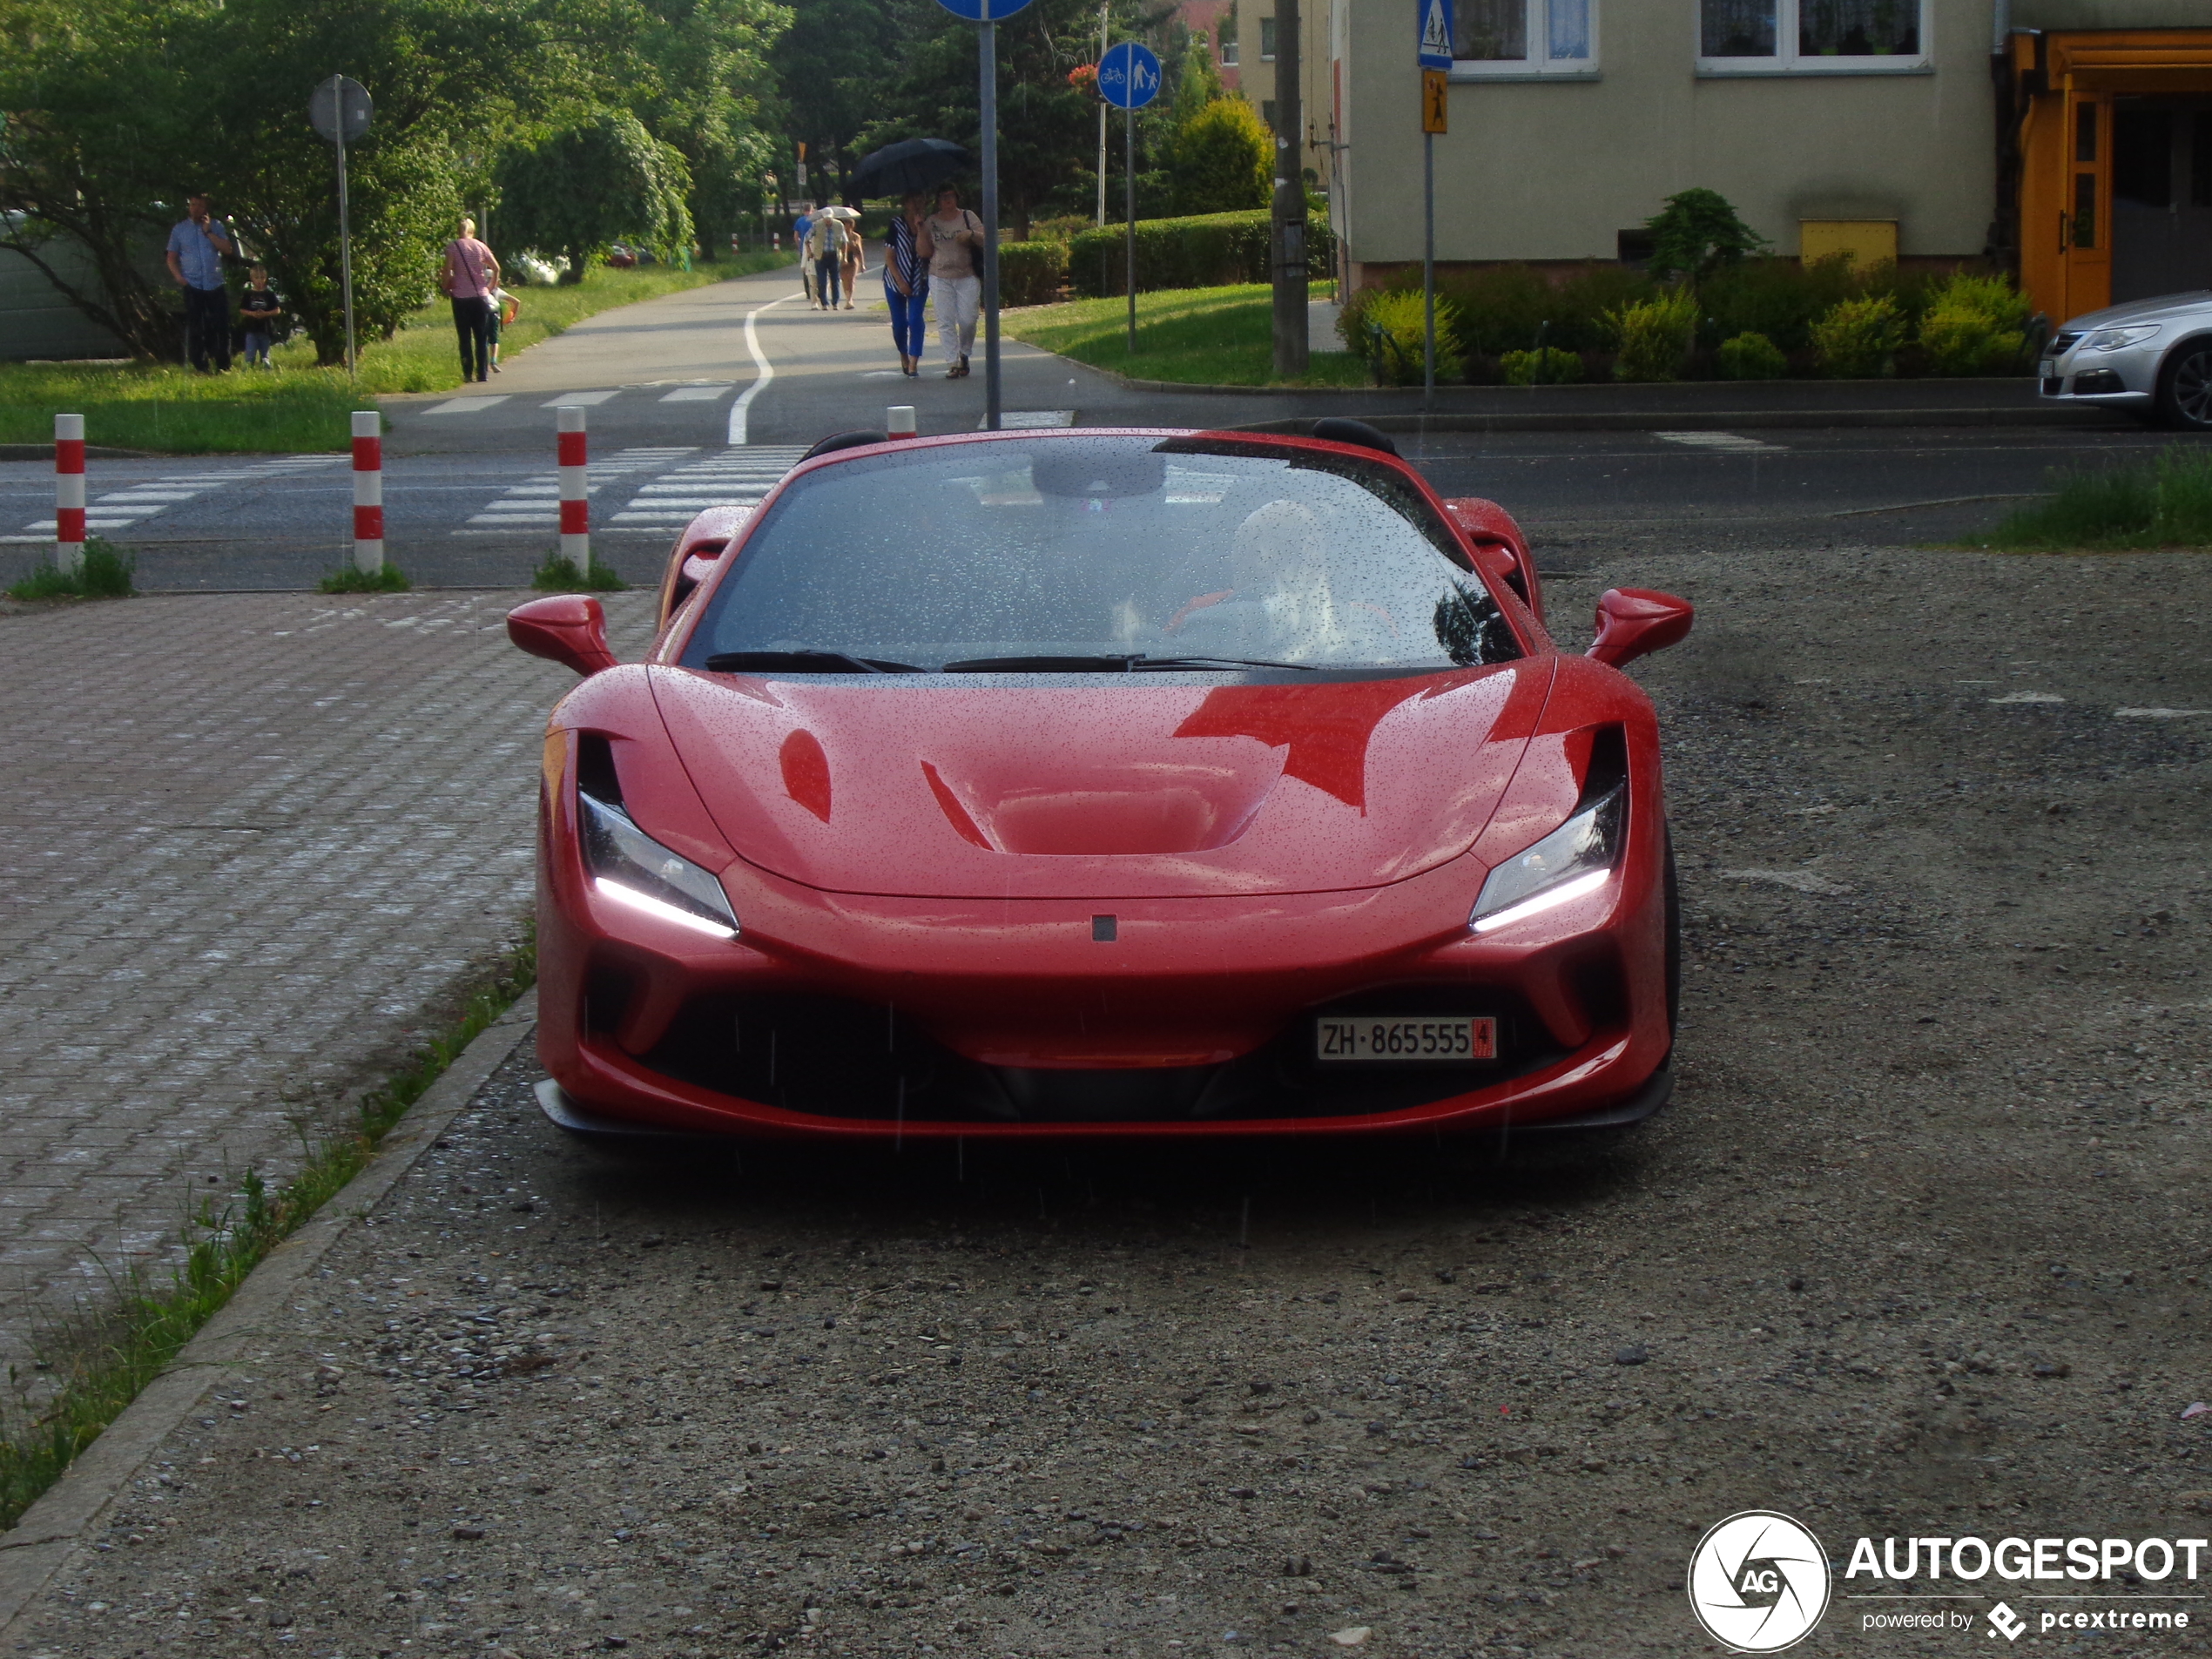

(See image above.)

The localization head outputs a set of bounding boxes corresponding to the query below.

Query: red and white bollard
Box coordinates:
[557,405,590,572]
[887,405,917,440]
[54,413,85,576]
[351,410,384,574]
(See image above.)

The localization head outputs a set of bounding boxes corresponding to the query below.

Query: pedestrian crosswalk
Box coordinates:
[9,455,340,540]
[605,447,812,529]
[462,447,700,530]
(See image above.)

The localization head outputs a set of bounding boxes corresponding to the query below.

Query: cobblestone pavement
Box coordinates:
[0,588,656,1374]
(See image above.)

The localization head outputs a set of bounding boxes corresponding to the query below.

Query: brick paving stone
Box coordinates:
[0,587,656,1374]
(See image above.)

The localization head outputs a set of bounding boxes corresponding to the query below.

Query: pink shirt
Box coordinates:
[444,237,495,300]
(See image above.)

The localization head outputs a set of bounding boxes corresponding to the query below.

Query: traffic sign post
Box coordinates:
[1416,0,1453,403]
[934,0,1035,430]
[1098,42,1161,355]
[309,75,373,378]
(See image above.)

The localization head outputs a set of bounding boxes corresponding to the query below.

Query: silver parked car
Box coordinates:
[2037,292,2212,428]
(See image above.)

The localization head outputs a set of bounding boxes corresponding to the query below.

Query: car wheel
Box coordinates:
[2155,341,2212,429]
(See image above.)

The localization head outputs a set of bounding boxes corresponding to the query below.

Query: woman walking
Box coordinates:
[921,185,983,378]
[441,217,501,383]
[883,194,930,378]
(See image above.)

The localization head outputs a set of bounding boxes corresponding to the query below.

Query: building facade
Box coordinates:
[1238,0,2212,325]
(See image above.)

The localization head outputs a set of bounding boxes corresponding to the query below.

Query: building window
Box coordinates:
[1220,32,1238,65]
[1259,15,1276,60]
[1453,0,1595,77]
[1698,0,1926,72]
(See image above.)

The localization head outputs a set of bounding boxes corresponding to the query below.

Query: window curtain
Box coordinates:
[1701,0,1776,56]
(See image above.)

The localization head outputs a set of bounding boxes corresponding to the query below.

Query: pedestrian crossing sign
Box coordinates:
[1418,0,1454,69]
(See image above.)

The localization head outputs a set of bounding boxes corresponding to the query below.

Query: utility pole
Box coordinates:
[1270,0,1308,378]
[1096,3,1109,227]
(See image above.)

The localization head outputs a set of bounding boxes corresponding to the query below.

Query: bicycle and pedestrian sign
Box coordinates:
[1098,40,1162,110]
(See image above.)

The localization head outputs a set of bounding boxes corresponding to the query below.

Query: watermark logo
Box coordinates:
[1987,1602,2027,1642]
[1688,1510,1831,1652]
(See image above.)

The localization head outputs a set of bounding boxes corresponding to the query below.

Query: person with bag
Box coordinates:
[921,185,983,379]
[883,193,930,378]
[440,217,502,382]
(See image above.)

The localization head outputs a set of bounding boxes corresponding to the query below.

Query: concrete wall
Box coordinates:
[1331,0,2000,270]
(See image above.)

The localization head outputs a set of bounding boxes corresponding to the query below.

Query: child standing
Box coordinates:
[239,265,281,368]
[486,286,521,374]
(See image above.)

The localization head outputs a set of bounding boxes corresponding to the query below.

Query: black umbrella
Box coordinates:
[848,138,971,199]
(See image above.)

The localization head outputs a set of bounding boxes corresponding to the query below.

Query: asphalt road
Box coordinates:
[1,263,2202,590]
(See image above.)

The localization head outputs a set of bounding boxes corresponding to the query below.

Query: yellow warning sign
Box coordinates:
[1422,68,1449,133]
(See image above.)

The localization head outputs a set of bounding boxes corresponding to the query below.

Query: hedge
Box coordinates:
[1066,211,1335,299]
[998,240,1069,308]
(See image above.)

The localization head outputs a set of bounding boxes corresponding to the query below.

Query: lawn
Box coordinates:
[1973,447,2212,550]
[0,253,793,454]
[998,282,1368,388]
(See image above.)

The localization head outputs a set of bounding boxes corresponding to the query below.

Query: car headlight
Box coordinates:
[579,791,739,939]
[1470,783,1624,934]
[2081,324,2159,353]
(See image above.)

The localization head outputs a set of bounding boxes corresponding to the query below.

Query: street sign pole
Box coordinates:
[1417,0,1455,407]
[1270,0,1306,379]
[1098,41,1162,357]
[336,120,356,378]
[309,75,372,380]
[979,17,1001,429]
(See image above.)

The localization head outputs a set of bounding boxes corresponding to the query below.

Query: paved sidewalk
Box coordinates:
[0,589,655,1376]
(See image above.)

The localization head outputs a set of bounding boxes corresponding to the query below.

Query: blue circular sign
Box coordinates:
[1098,41,1163,109]
[932,0,1035,18]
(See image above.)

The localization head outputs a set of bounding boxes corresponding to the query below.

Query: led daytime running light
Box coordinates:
[1470,868,1609,934]
[594,876,738,939]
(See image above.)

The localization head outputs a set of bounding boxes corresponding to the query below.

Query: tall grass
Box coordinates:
[0,255,792,453]
[999,282,1364,388]
[0,934,533,1530]
[1984,448,2212,550]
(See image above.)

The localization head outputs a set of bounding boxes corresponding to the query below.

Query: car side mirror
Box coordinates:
[507,595,617,678]
[1588,587,1694,668]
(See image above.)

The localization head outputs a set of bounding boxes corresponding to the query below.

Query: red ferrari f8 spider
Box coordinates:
[508,421,1693,1145]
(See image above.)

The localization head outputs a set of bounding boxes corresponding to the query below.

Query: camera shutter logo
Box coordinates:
[1686,1511,1831,1652]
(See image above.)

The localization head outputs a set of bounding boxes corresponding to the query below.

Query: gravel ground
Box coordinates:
[10,542,2210,1659]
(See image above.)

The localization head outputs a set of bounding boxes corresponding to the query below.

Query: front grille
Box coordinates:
[2052,332,2083,354]
[632,986,1575,1124]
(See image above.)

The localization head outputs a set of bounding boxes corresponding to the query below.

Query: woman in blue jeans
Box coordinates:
[883,192,930,379]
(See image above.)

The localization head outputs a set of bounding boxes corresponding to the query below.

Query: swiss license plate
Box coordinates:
[1315,1015,1497,1063]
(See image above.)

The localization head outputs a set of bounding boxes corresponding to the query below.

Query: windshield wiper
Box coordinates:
[1130,654,1318,672]
[941,652,1318,673]
[704,650,923,675]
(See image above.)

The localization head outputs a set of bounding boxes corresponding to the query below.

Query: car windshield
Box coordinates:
[679,435,1522,674]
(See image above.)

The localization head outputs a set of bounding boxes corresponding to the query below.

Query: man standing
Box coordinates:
[921,185,983,378]
[165,192,235,372]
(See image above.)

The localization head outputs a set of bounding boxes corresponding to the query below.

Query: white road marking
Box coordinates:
[1655,430,1784,452]
[730,296,803,445]
[11,455,345,537]
[540,389,622,406]
[984,410,1077,430]
[2114,706,2211,718]
[661,384,735,402]
[1720,868,1855,895]
[1988,691,2065,705]
[424,395,511,415]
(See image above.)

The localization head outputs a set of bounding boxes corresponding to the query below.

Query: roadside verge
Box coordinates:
[0,992,540,1639]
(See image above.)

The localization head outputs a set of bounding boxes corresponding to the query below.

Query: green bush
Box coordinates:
[5,538,133,601]
[1811,293,1905,377]
[1359,290,1465,387]
[998,239,1069,307]
[1917,272,2033,375]
[1644,186,1770,280]
[1716,331,1788,380]
[1500,346,1583,385]
[1430,264,1560,357]
[1608,289,1700,381]
[1067,211,1334,298]
[1170,98,1271,216]
[1698,255,1858,354]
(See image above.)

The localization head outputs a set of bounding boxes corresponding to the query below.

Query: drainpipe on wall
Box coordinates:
[1993,0,2010,55]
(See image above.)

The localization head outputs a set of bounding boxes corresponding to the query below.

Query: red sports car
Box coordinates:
[508,421,1693,1146]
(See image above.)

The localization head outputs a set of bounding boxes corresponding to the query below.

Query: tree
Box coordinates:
[626,0,791,258]
[1644,187,1769,282]
[496,111,696,283]
[769,0,903,205]
[1171,97,1268,215]
[1171,35,1225,131]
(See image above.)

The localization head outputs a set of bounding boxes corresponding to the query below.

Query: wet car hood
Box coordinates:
[648,663,1554,900]
[2060,291,2212,334]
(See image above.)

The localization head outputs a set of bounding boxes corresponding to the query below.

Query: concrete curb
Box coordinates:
[0,445,158,462]
[0,990,539,1641]
[1224,407,2111,434]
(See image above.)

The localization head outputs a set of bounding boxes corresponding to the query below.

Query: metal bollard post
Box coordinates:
[887,405,917,440]
[351,410,384,574]
[557,405,590,573]
[54,413,85,576]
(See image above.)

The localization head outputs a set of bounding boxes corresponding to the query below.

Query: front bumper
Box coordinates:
[2035,341,2158,408]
